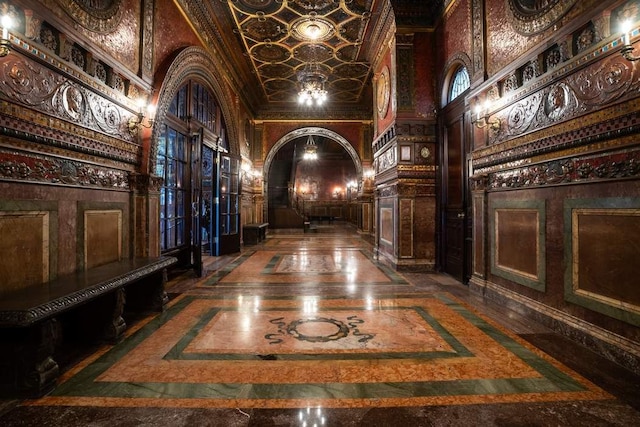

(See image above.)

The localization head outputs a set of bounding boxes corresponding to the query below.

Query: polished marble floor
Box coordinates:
[1,224,639,426]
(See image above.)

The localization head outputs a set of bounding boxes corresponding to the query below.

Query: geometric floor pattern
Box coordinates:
[25,237,611,410]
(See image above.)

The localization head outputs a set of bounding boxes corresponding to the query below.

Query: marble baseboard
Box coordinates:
[469,277,640,375]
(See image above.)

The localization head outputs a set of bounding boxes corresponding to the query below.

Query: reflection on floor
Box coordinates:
[1,225,639,426]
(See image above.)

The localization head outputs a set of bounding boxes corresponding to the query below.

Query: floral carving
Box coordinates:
[576,25,596,52]
[492,54,638,144]
[95,62,107,83]
[502,73,520,93]
[0,150,129,190]
[489,150,640,189]
[40,26,57,52]
[71,45,85,69]
[545,48,562,70]
[571,58,634,106]
[522,61,539,83]
[507,0,578,35]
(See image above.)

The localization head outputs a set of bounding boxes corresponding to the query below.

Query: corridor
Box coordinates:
[1,224,639,426]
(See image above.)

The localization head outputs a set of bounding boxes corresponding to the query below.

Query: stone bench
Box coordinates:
[243,222,268,245]
[0,256,177,398]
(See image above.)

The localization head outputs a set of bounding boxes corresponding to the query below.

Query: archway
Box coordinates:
[263,127,363,227]
[149,47,242,273]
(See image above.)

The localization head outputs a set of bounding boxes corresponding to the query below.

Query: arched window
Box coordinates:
[448,66,470,103]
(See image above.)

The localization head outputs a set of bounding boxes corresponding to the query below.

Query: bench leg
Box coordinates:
[104,288,127,343]
[124,269,168,313]
[0,319,60,398]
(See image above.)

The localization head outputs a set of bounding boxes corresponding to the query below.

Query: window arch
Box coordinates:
[448,66,470,103]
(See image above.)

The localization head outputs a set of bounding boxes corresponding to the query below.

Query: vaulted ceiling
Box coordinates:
[180,0,444,120]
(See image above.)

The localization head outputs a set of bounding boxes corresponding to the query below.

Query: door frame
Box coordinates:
[438,95,472,283]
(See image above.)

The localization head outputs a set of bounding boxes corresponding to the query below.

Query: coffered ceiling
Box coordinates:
[182,0,443,119]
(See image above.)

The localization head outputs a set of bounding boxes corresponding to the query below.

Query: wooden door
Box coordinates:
[217,154,241,255]
[441,98,469,283]
[191,130,203,277]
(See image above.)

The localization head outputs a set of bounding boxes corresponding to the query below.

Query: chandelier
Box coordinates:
[303,135,318,160]
[297,63,328,107]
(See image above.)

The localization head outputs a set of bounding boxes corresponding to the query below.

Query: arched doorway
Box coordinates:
[439,58,472,283]
[151,48,241,276]
[263,128,363,228]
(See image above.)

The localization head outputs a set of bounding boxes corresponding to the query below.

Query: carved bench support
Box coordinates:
[0,256,177,398]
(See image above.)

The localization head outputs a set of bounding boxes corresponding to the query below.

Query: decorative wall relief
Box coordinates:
[396,34,415,111]
[487,148,640,189]
[520,60,540,84]
[0,149,130,190]
[376,146,397,174]
[142,0,155,80]
[54,0,123,33]
[507,0,578,35]
[575,23,597,53]
[492,54,638,144]
[0,56,136,142]
[472,0,485,80]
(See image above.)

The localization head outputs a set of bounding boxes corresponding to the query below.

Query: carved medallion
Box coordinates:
[56,0,123,33]
[377,65,390,118]
[507,0,578,35]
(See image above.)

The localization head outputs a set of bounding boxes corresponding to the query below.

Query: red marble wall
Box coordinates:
[154,0,203,73]
[485,0,601,77]
[435,0,472,87]
[411,31,438,120]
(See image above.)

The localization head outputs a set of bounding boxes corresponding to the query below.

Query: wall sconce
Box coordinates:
[473,99,501,130]
[363,169,374,180]
[620,20,640,61]
[128,100,156,135]
[1,14,13,57]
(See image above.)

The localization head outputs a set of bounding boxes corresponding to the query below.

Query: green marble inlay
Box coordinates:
[52,294,587,400]
[202,251,255,286]
[162,303,470,361]
[209,249,410,287]
[435,293,585,392]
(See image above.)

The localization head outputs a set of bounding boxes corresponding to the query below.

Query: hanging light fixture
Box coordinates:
[297,63,328,107]
[303,135,318,160]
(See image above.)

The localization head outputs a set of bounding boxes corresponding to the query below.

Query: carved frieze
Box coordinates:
[378,184,397,198]
[0,56,137,142]
[491,54,638,145]
[142,0,154,80]
[1,102,140,167]
[0,148,130,190]
[396,40,415,111]
[375,146,397,175]
[487,148,640,190]
[472,0,485,80]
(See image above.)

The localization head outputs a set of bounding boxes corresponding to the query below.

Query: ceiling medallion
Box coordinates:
[291,16,335,42]
[292,0,336,11]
